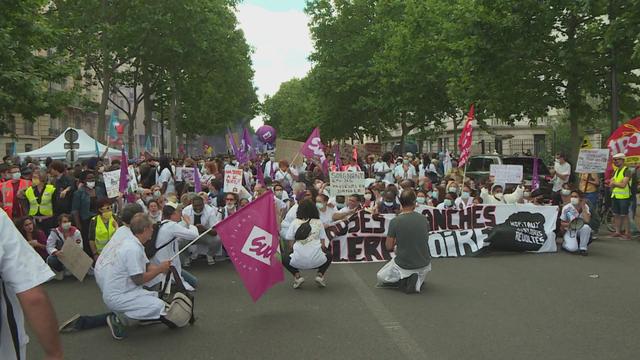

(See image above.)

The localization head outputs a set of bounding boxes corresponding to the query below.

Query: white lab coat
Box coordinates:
[146,220,199,291]
[285,219,328,269]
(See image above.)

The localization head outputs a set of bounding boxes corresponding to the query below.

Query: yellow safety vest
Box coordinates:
[611,166,630,199]
[94,216,116,253]
[25,184,55,216]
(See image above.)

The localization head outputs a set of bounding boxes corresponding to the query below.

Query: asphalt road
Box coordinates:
[29,235,640,360]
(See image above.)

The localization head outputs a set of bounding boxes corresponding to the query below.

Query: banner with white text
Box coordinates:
[325,204,558,262]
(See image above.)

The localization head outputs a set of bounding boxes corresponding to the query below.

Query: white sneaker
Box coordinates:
[315,275,327,287]
[293,277,305,289]
[206,255,216,266]
[54,271,64,281]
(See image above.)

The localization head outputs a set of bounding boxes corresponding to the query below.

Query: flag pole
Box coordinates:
[170,228,213,261]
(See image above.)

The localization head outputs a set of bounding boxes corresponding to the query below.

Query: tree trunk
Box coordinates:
[169,77,178,157]
[142,67,153,148]
[399,119,406,156]
[98,68,111,143]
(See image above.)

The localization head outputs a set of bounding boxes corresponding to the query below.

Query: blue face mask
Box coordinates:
[443,199,453,207]
[431,191,439,199]
[461,191,470,199]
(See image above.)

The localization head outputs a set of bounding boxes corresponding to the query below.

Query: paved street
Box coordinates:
[29,235,640,360]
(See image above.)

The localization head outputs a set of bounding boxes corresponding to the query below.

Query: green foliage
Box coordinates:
[262,77,320,141]
[0,0,76,133]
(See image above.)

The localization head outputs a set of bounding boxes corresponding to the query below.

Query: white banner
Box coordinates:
[575,149,610,173]
[325,204,558,262]
[103,170,120,198]
[490,164,523,184]
[224,169,243,193]
[329,171,365,197]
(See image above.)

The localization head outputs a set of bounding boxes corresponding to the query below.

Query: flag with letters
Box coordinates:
[458,103,474,168]
[217,192,284,302]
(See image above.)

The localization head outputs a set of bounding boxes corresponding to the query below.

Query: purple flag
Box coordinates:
[241,127,256,162]
[531,157,540,190]
[119,148,128,194]
[217,192,284,302]
[256,162,265,186]
[228,128,247,164]
[194,164,201,193]
[334,145,342,170]
[300,128,328,174]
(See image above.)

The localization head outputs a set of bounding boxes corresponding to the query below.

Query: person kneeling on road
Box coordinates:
[376,189,432,294]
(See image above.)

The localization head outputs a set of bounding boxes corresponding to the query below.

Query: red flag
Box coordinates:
[352,146,358,161]
[217,192,284,301]
[457,104,475,168]
[605,116,640,179]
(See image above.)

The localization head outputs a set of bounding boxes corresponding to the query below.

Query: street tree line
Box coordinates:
[1,0,258,155]
[263,0,640,161]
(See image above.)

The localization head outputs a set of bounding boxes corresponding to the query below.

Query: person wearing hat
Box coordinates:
[607,153,633,239]
[0,164,31,220]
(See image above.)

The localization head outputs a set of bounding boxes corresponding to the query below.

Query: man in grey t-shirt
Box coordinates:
[376,189,432,294]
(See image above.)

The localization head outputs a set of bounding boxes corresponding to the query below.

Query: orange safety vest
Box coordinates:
[2,179,31,219]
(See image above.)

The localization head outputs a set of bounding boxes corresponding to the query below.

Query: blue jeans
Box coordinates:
[74,313,110,330]
[584,192,598,211]
[182,270,198,288]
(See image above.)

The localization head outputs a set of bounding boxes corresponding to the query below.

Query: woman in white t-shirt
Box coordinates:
[283,200,332,289]
[316,194,336,226]
[156,157,176,195]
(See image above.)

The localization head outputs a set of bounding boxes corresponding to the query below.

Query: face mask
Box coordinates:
[269,157,275,162]
[561,189,571,196]
[12,172,21,180]
[416,197,426,204]
[448,187,458,193]
[336,203,345,210]
[226,204,236,210]
[314,183,323,190]
[61,222,71,230]
[570,197,580,206]
[384,201,394,207]
[523,192,531,198]
[86,181,95,189]
[32,178,40,186]
[98,166,105,173]
[461,191,470,199]
[403,160,410,165]
[316,202,325,210]
[153,190,161,197]
[193,210,203,216]
[144,196,153,203]
[431,191,439,199]
[494,193,503,200]
[444,199,453,207]
[101,211,113,219]
[364,193,372,201]
[275,190,283,198]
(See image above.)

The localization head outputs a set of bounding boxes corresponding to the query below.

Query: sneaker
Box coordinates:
[54,271,64,281]
[59,314,80,333]
[315,274,327,288]
[403,274,419,294]
[292,277,305,289]
[106,314,126,340]
[206,255,216,266]
[579,250,588,256]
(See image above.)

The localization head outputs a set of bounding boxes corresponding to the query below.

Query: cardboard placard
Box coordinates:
[575,149,610,173]
[490,164,523,184]
[59,240,93,282]
[275,139,304,167]
[181,167,195,184]
[103,170,120,198]
[223,169,243,193]
[329,171,365,197]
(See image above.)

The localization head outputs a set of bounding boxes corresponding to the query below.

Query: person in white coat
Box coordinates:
[560,190,592,255]
[283,199,332,288]
[146,204,200,291]
[181,197,220,266]
[280,188,317,241]
[480,183,524,205]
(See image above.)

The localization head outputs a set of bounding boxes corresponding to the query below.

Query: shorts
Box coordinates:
[611,197,630,216]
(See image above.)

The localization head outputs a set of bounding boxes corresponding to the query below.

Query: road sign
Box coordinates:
[64,128,79,143]
[64,143,80,150]
[66,150,77,164]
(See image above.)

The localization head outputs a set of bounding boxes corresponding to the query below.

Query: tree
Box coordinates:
[0,0,75,133]
[263,77,320,141]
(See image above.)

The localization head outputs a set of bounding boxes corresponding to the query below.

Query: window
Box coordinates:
[467,157,495,172]
[24,144,32,152]
[75,114,82,129]
[5,143,12,156]
[24,120,34,136]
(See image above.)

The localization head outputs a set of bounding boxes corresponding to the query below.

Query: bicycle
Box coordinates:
[597,187,615,233]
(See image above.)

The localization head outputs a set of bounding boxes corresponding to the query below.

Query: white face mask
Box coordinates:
[416,197,426,204]
[364,193,372,201]
[153,190,161,197]
[561,189,571,196]
[193,210,203,216]
[275,190,283,198]
[12,172,21,180]
[448,187,458,194]
[336,203,345,210]
[523,192,531,198]
[443,199,453,207]
[384,201,394,207]
[86,181,95,189]
[570,197,580,206]
[61,222,71,230]
[494,193,503,200]
[226,204,236,210]
[461,191,470,199]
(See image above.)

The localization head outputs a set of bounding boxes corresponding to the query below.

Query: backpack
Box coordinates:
[144,221,176,259]
[160,266,195,328]
[294,219,312,240]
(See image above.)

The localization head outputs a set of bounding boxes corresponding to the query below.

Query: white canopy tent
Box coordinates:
[18,128,121,160]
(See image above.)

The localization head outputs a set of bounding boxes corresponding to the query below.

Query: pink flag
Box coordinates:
[217,191,284,302]
[119,148,128,194]
[457,103,474,168]
[300,128,328,174]
[256,162,265,186]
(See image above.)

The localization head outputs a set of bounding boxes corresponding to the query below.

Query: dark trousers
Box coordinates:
[283,252,332,276]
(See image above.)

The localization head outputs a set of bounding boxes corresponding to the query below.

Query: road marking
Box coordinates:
[339,266,428,359]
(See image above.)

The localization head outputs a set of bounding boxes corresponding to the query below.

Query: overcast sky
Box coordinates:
[236,0,312,128]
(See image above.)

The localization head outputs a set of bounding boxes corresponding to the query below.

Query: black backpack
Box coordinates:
[144,221,176,259]
[294,220,312,240]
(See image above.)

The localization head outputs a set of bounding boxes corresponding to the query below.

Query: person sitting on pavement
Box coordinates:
[283,199,332,289]
[16,215,48,260]
[455,185,474,209]
[46,214,84,280]
[377,190,400,214]
[376,189,432,294]
[436,192,457,210]
[145,204,199,291]
[182,196,220,266]
[332,194,362,221]
[480,182,523,205]
[559,190,592,256]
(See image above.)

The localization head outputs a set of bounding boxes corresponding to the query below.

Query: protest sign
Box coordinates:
[224,169,244,193]
[127,165,138,193]
[59,240,93,281]
[490,164,523,184]
[103,170,120,198]
[275,139,304,166]
[325,204,558,262]
[575,149,610,173]
[329,171,365,197]
[182,167,195,184]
